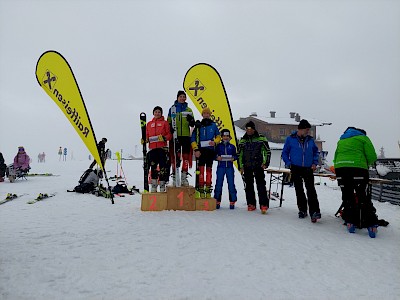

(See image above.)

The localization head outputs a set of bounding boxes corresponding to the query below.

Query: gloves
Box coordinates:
[195,120,201,128]
[187,114,195,127]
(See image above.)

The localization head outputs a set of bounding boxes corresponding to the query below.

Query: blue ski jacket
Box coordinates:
[215,141,237,169]
[282,131,319,168]
[191,118,221,150]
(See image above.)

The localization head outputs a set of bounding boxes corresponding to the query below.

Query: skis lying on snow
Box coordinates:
[27,193,56,204]
[0,193,28,205]
[26,173,59,177]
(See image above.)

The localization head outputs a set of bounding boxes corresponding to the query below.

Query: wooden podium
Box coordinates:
[141,186,216,211]
[141,192,168,211]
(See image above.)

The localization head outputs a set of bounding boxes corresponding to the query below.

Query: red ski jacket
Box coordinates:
[146,116,172,150]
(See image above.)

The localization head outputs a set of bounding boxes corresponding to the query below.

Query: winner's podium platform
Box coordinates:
[141,186,216,211]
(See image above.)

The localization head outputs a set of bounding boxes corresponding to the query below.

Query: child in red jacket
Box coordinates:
[146,106,172,192]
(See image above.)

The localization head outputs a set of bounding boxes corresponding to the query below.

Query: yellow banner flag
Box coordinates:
[35,51,104,171]
[115,151,121,164]
[183,63,238,168]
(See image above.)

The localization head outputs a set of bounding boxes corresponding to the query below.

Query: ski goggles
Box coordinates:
[18,147,25,152]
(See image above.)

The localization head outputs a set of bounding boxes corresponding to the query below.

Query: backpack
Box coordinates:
[74,182,95,193]
[112,182,130,194]
[79,168,93,184]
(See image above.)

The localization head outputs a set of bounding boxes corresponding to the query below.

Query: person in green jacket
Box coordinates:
[333,127,379,238]
[238,121,271,214]
[167,90,195,186]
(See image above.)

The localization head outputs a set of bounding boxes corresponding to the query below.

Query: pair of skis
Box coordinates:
[0,193,55,205]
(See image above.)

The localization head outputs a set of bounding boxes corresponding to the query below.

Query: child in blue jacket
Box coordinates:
[214,129,238,209]
[191,107,221,198]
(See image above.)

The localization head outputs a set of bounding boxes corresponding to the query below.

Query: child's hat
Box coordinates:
[153,106,163,114]
[202,107,212,115]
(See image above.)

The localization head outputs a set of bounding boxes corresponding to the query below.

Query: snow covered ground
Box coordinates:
[0,159,399,300]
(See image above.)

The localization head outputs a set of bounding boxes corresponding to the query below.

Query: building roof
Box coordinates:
[246,115,332,126]
[233,126,284,150]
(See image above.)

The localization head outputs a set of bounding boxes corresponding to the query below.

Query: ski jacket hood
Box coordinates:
[340,128,365,140]
[281,132,319,168]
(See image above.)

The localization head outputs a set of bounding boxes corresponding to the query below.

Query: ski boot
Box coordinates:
[247,204,256,211]
[159,181,166,192]
[6,193,17,200]
[298,211,308,219]
[311,212,321,223]
[205,186,212,198]
[347,223,356,233]
[181,171,189,186]
[171,173,176,187]
[261,205,268,214]
[196,187,206,199]
[150,179,158,193]
[367,225,378,238]
[229,202,235,210]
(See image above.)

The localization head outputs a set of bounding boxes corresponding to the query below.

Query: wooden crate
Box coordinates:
[195,198,216,211]
[166,186,196,211]
[141,192,168,211]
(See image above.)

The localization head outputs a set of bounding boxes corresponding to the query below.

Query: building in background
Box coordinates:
[234,111,332,167]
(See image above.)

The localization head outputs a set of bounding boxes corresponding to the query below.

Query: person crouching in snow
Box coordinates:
[214,129,238,209]
[238,121,271,214]
[191,107,221,198]
[146,106,172,192]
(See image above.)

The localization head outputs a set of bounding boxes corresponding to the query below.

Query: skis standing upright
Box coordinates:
[140,112,149,192]
[194,121,201,197]
[170,106,181,187]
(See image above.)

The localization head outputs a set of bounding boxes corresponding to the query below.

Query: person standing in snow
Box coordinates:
[58,147,62,161]
[213,129,237,209]
[333,127,379,238]
[0,152,6,182]
[89,138,108,169]
[191,107,221,198]
[145,106,172,192]
[167,90,195,186]
[282,119,321,222]
[238,121,271,214]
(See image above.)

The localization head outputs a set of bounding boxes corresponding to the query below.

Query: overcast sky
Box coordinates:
[1,0,399,164]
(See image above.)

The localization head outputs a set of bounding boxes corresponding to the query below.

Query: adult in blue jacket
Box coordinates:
[282,119,321,222]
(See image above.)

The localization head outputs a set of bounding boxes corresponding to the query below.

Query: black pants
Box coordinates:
[335,167,378,228]
[291,165,320,215]
[198,148,215,167]
[243,167,269,207]
[148,148,169,181]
